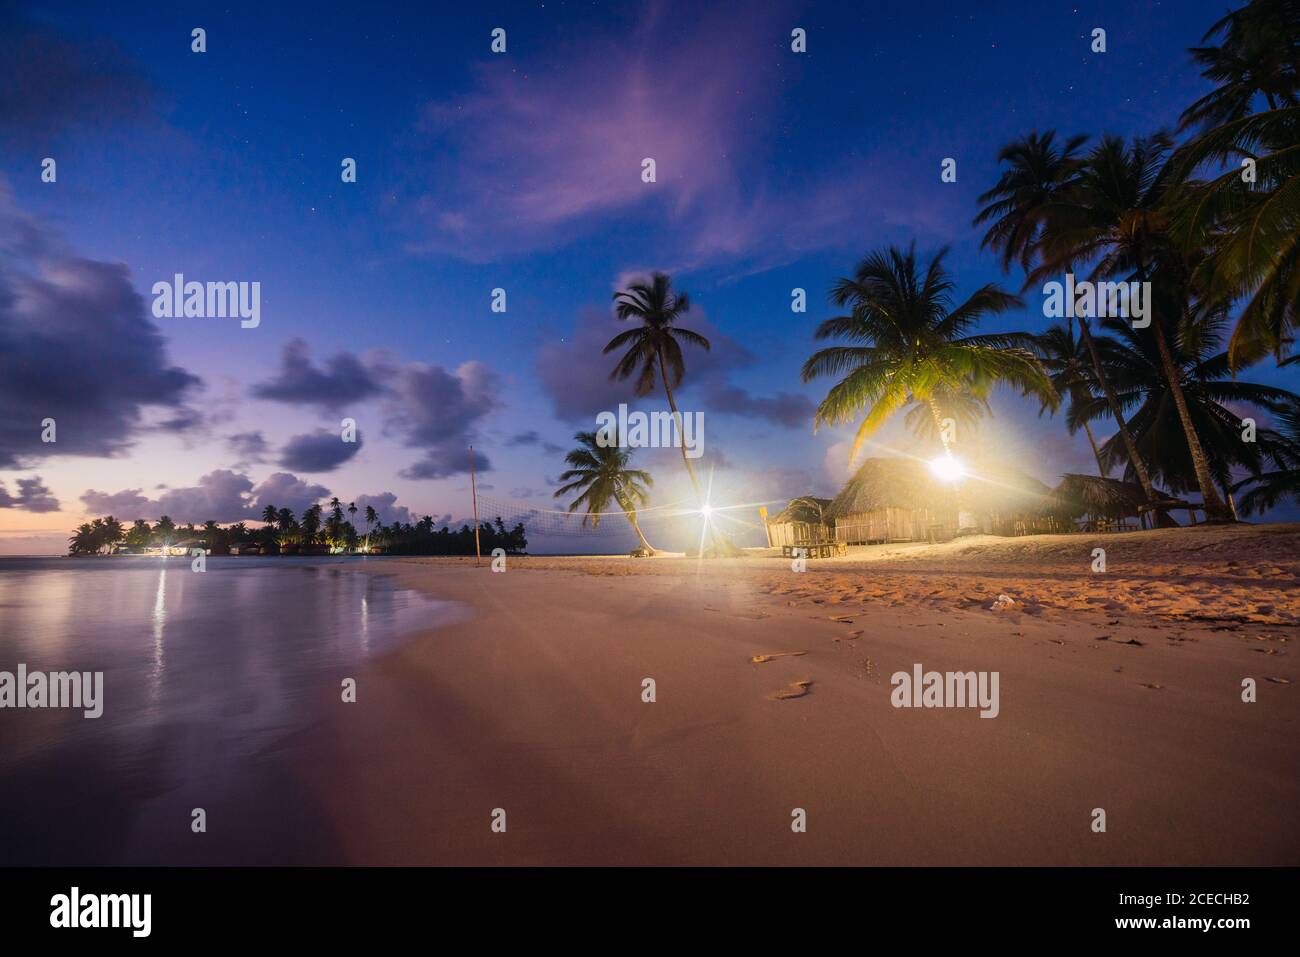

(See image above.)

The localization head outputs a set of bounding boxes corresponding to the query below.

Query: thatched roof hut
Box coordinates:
[770,497,831,525]
[826,458,949,517]
[765,496,833,548]
[1050,473,1148,519]
[827,458,957,543]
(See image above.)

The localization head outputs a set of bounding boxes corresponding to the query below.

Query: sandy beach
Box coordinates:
[269,522,1299,866]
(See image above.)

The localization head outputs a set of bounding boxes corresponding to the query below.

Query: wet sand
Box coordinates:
[277,523,1299,865]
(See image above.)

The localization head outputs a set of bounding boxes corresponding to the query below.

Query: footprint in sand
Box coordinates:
[769,679,814,700]
[751,652,808,664]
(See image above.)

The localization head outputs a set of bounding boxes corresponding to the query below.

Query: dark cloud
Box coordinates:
[226,431,269,464]
[504,430,565,456]
[0,191,201,469]
[279,428,364,473]
[0,5,156,146]
[702,384,815,429]
[252,338,387,411]
[0,475,59,512]
[79,487,153,519]
[384,361,502,479]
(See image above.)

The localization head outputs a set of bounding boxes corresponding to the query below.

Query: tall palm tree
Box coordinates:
[261,504,277,527]
[554,430,656,554]
[801,244,1054,464]
[976,130,1162,504]
[1030,133,1234,521]
[1032,323,1109,475]
[363,504,378,548]
[606,273,711,500]
[1080,313,1299,510]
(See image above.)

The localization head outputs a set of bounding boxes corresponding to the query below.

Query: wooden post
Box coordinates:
[470,445,481,566]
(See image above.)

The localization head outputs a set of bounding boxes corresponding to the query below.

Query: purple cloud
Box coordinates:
[0,191,200,469]
[384,361,502,479]
[279,428,364,473]
[352,492,413,527]
[252,338,387,411]
[0,476,60,512]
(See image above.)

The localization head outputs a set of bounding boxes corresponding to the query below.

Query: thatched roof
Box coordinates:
[961,464,1055,516]
[1051,473,1148,518]
[770,496,832,525]
[826,458,952,517]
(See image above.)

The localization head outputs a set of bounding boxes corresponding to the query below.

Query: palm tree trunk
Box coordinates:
[927,399,952,452]
[657,348,704,501]
[1081,420,1107,476]
[1076,317,1159,502]
[1131,252,1231,522]
[625,510,655,554]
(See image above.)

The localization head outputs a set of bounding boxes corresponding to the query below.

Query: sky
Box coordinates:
[0,0,1293,554]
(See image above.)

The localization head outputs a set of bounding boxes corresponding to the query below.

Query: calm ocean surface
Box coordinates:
[0,556,459,864]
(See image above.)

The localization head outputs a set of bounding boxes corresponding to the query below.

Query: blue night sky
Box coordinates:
[0,0,1292,553]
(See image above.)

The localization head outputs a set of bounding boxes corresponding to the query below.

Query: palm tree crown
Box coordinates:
[802,244,1053,464]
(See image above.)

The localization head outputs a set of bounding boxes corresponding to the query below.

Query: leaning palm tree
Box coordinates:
[976,130,1162,504]
[606,273,711,500]
[1082,313,1299,511]
[1030,133,1235,521]
[554,430,656,554]
[1033,323,1110,476]
[802,244,1054,465]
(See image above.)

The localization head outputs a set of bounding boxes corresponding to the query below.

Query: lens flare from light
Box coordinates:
[929,453,965,483]
[699,503,713,518]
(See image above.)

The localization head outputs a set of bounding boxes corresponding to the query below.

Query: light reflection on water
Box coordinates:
[0,556,459,863]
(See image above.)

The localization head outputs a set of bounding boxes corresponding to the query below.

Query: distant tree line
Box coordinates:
[69,498,528,557]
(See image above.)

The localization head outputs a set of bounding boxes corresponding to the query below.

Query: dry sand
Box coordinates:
[278,522,1298,865]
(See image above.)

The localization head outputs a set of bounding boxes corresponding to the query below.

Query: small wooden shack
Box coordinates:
[764,497,832,550]
[827,458,958,544]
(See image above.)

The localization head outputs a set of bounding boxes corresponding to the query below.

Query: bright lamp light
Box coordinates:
[929,453,965,483]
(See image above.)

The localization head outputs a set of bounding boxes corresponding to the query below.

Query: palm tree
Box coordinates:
[261,504,277,526]
[1030,133,1234,521]
[555,430,656,553]
[801,244,1054,464]
[1179,0,1300,132]
[976,130,1162,504]
[606,273,711,500]
[1174,106,1300,368]
[275,507,296,536]
[1233,396,1300,513]
[1033,323,1109,475]
[301,504,323,545]
[363,505,378,548]
[1081,313,1299,511]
